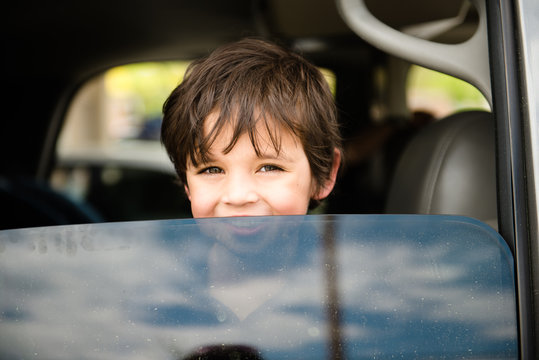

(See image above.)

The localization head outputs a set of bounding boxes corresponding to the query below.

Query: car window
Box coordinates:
[51,62,193,221]
[0,215,517,359]
[406,65,490,119]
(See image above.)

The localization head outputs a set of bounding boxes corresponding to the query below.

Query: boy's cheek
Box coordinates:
[187,188,219,217]
[189,196,209,218]
[269,191,311,215]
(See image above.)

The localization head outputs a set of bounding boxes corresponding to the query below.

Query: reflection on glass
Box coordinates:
[0,215,517,359]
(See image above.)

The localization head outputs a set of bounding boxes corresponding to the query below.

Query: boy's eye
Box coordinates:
[200,166,223,174]
[259,164,283,172]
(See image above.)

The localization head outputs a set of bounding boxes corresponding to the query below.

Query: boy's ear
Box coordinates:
[184,184,192,201]
[313,148,341,200]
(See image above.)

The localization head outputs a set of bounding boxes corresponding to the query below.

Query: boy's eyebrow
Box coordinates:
[256,150,292,162]
[196,154,217,166]
[195,150,293,164]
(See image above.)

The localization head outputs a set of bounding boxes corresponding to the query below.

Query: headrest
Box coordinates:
[386,111,497,227]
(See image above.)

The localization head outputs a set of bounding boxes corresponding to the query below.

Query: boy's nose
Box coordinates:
[221,174,259,206]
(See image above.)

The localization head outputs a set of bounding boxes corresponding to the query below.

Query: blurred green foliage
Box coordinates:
[104,62,488,123]
[105,61,191,118]
[105,62,338,120]
[407,65,490,115]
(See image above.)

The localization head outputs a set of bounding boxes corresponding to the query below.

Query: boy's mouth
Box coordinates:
[197,215,296,254]
[224,216,267,236]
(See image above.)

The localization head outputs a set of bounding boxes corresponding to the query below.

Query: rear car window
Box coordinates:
[406,65,490,119]
[52,62,192,221]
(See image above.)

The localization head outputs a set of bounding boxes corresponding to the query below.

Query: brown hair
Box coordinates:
[161,38,341,196]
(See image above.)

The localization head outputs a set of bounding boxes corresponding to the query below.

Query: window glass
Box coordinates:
[0,215,517,359]
[52,62,192,221]
[407,65,490,118]
[60,61,190,147]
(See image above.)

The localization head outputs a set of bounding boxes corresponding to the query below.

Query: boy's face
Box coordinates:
[184,113,322,218]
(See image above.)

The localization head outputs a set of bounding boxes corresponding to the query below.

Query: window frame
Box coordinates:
[487,0,537,357]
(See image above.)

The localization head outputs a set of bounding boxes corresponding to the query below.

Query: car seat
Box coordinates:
[385,110,497,229]
[0,175,102,230]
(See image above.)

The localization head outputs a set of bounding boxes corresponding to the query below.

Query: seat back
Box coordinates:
[0,175,102,230]
[385,111,497,228]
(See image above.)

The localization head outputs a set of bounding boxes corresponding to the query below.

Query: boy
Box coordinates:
[161,38,341,218]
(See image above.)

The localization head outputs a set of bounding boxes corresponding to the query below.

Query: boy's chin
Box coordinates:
[195,215,296,254]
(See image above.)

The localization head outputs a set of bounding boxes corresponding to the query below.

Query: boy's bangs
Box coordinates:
[193,99,300,165]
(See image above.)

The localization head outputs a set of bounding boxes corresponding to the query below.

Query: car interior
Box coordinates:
[3,0,493,229]
[4,0,539,358]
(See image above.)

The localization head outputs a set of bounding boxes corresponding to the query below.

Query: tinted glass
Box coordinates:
[0,215,517,359]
